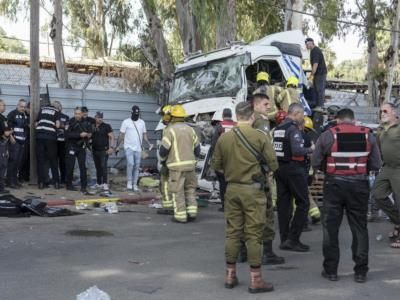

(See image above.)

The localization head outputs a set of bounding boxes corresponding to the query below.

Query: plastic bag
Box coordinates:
[76,286,111,300]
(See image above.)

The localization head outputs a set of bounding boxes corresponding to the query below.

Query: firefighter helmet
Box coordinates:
[256,72,270,83]
[171,104,187,118]
[304,116,314,129]
[286,76,299,87]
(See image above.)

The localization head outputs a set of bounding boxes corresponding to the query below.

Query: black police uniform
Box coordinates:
[0,135,9,192]
[273,118,312,247]
[311,122,382,278]
[65,118,90,191]
[36,105,61,187]
[92,122,113,185]
[57,112,69,183]
[7,109,28,187]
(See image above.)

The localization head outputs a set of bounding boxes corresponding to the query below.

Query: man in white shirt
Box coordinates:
[118,105,151,191]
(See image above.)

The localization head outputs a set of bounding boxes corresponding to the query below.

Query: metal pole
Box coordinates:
[29,0,40,184]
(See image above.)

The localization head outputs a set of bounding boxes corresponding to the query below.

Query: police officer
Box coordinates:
[65,107,91,194]
[0,100,7,136]
[276,76,300,112]
[372,103,400,249]
[312,108,381,282]
[7,99,28,188]
[81,106,97,187]
[157,105,174,215]
[53,101,69,184]
[36,101,61,189]
[159,105,200,223]
[211,102,278,294]
[256,72,282,124]
[273,103,313,252]
[0,125,12,194]
[210,108,236,212]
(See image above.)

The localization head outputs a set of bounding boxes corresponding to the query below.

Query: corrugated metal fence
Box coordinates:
[0,84,161,168]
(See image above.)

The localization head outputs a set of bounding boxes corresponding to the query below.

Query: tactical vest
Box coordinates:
[36,106,58,139]
[273,121,305,162]
[326,124,371,176]
[220,120,236,133]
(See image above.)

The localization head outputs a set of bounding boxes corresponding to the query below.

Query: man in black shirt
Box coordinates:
[65,107,91,194]
[7,99,28,188]
[36,101,61,189]
[81,106,97,186]
[92,112,114,190]
[305,38,327,110]
[53,101,69,184]
[0,100,8,136]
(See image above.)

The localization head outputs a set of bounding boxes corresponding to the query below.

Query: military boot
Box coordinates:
[236,241,247,263]
[224,263,239,289]
[248,267,274,294]
[262,241,285,265]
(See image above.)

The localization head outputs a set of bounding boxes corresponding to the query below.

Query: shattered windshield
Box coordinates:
[170,54,246,103]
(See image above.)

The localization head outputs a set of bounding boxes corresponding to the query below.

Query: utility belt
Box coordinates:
[325,174,368,183]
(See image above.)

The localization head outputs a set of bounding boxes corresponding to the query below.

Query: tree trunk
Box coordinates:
[284,0,303,31]
[384,0,400,103]
[175,0,202,56]
[51,0,69,88]
[216,0,236,48]
[30,0,40,184]
[140,0,174,79]
[366,0,379,106]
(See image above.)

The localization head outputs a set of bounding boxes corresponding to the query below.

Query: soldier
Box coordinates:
[273,103,313,252]
[157,105,174,215]
[312,108,381,282]
[236,87,284,265]
[256,72,282,125]
[372,103,400,249]
[276,76,300,112]
[211,101,278,293]
[159,105,200,223]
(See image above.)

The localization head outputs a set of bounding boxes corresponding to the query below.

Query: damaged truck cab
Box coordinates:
[157,30,313,191]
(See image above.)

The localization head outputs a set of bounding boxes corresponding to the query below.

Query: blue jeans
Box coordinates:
[125,148,141,185]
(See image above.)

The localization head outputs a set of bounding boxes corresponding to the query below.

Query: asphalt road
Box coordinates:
[0,204,399,300]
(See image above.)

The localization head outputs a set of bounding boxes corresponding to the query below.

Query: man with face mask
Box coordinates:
[117,105,151,191]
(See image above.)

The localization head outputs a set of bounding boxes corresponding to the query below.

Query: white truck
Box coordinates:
[157,30,314,191]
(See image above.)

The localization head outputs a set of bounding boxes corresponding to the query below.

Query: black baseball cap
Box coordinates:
[95,111,103,118]
[132,105,140,115]
[81,106,89,113]
[305,37,314,43]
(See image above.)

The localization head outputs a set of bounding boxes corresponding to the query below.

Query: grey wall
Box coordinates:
[0,84,161,168]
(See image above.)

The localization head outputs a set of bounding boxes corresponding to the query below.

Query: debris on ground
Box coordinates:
[76,286,111,300]
[139,177,160,188]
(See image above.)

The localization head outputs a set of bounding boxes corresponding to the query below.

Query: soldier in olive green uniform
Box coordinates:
[236,86,284,265]
[212,102,278,293]
[372,103,400,248]
[276,76,300,113]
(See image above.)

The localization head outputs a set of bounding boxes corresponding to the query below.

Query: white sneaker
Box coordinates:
[102,183,109,191]
[127,182,133,190]
[133,185,139,192]
[90,183,100,189]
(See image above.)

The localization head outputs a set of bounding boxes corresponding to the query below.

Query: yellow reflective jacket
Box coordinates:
[160,122,199,171]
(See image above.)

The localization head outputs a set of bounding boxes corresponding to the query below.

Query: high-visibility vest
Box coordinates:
[273,121,305,162]
[326,124,371,176]
[161,122,199,171]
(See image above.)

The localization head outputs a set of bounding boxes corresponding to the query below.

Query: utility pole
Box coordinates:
[30,0,40,184]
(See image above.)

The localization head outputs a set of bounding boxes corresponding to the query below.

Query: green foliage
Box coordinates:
[0,26,28,54]
[332,58,367,81]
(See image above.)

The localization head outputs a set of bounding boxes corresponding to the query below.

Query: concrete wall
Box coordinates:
[0,84,161,168]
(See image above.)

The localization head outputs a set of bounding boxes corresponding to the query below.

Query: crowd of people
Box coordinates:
[0,99,152,195]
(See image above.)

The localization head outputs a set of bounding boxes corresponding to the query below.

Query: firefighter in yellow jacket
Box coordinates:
[157,105,174,215]
[159,105,201,223]
[276,76,300,112]
[256,72,282,124]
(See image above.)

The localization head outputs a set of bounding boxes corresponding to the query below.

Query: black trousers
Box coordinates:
[7,142,25,185]
[275,162,310,243]
[36,139,59,185]
[19,141,30,182]
[93,150,108,185]
[322,176,369,275]
[0,160,7,191]
[57,141,66,183]
[65,147,87,190]
[216,172,227,209]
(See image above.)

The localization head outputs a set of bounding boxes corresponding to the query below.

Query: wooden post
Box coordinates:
[30,0,40,184]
